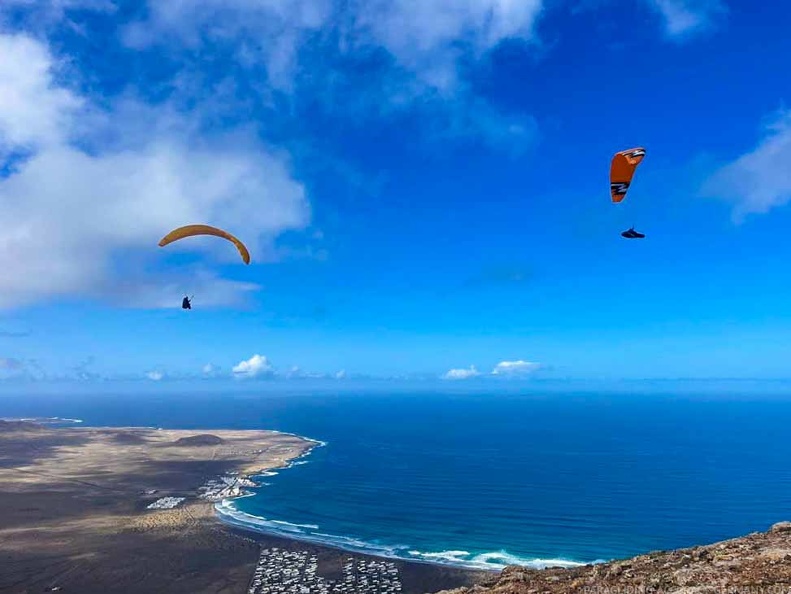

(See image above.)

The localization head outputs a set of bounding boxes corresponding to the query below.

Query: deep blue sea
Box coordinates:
[3,387,791,570]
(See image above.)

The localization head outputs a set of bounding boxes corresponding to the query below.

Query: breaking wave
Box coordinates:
[213,432,599,572]
[1,416,83,425]
[215,500,595,571]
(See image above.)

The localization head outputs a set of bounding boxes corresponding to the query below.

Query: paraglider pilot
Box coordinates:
[621,227,645,239]
[182,296,192,310]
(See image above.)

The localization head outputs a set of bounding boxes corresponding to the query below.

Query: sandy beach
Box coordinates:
[0,420,486,594]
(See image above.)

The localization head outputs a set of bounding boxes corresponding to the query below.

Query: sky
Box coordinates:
[0,0,790,386]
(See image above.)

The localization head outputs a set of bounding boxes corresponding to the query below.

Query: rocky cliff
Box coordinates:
[439,522,791,594]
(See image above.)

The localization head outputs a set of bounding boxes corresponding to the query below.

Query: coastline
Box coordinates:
[211,442,586,573]
[201,430,496,584]
[194,435,490,594]
[0,420,485,594]
[3,418,790,593]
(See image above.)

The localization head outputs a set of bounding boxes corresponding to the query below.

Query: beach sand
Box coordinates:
[0,421,486,594]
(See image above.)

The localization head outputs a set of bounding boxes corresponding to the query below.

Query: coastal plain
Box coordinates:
[0,421,485,594]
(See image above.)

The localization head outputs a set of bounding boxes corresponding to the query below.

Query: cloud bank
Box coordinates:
[646,0,727,40]
[0,33,310,309]
[443,365,482,380]
[443,360,542,380]
[492,360,541,376]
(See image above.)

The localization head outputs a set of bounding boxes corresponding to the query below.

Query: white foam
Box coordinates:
[411,550,471,562]
[271,519,320,530]
[468,551,586,570]
[212,430,597,572]
[3,416,84,424]
[216,503,404,558]
[269,430,328,448]
[216,503,596,572]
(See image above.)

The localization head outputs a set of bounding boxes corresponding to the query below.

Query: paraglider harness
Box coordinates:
[621,227,645,239]
[182,296,192,310]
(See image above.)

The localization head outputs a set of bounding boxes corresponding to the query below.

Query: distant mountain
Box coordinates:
[172,434,225,447]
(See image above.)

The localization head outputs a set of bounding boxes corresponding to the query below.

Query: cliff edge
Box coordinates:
[439,522,791,594]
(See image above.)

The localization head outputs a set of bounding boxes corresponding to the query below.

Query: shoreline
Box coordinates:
[209,438,585,574]
[2,418,586,572]
[0,420,486,593]
[199,433,496,572]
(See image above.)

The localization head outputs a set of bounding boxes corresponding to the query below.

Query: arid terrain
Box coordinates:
[4,420,789,594]
[0,420,315,593]
[0,421,484,594]
[438,522,791,594]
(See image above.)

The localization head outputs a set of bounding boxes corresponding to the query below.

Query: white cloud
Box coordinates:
[0,357,48,381]
[0,35,83,150]
[282,366,344,380]
[123,0,544,95]
[352,0,544,94]
[232,354,275,379]
[0,0,115,27]
[701,109,791,221]
[105,269,260,310]
[71,356,100,381]
[645,0,726,39]
[491,360,541,376]
[443,365,481,380]
[1,0,113,11]
[427,96,537,154]
[121,0,335,92]
[146,370,164,381]
[0,33,310,309]
[115,0,542,149]
[202,363,220,376]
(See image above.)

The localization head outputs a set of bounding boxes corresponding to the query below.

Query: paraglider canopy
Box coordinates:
[610,147,646,203]
[158,224,251,264]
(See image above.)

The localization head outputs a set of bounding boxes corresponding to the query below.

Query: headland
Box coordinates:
[0,420,485,593]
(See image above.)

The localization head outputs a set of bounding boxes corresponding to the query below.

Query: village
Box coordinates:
[247,548,403,594]
[145,496,185,510]
[198,472,259,501]
[141,461,408,593]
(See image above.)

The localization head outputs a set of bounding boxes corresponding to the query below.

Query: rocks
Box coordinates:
[438,522,791,594]
[771,521,791,534]
[690,548,710,562]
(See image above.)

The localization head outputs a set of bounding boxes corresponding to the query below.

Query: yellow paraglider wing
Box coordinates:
[158,224,251,264]
[610,147,646,203]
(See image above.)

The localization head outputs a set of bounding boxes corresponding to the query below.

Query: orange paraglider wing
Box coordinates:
[158,224,251,264]
[610,147,646,203]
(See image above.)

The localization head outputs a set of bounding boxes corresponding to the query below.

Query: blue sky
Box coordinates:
[0,0,790,385]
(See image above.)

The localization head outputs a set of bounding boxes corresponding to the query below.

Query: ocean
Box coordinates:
[3,386,791,570]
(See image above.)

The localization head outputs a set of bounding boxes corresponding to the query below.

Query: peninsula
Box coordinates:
[0,420,483,594]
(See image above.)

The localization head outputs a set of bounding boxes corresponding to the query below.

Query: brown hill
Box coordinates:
[439,522,791,594]
[171,433,225,447]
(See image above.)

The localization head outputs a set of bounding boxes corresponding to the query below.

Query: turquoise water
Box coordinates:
[3,388,791,569]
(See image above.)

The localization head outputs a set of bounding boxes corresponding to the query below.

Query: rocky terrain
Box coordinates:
[439,522,791,594]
